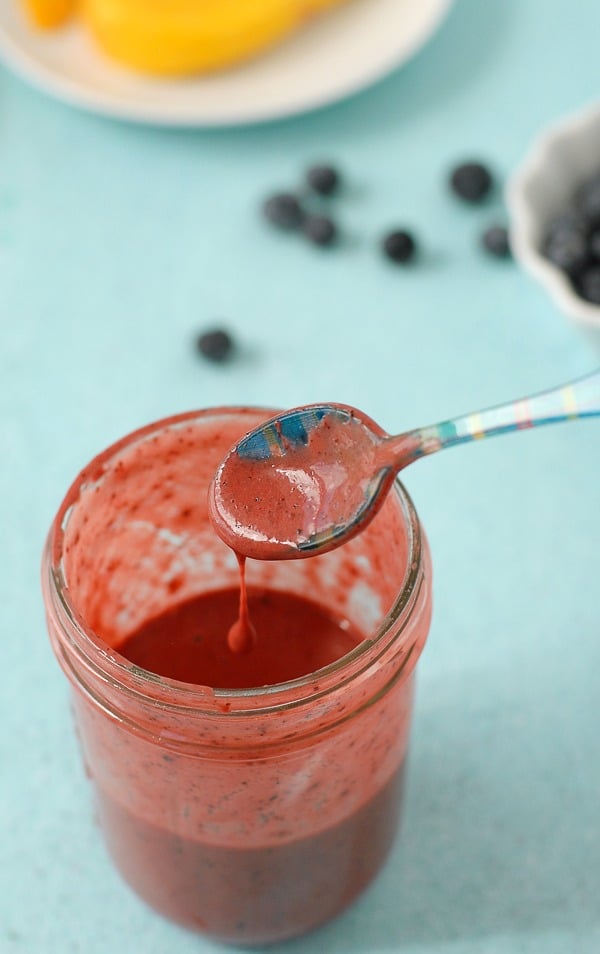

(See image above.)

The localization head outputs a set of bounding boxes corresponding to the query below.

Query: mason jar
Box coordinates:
[42,407,433,945]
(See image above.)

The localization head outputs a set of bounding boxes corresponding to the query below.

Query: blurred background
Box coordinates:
[1,1,599,952]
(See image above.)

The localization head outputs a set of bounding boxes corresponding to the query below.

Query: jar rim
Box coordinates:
[44,406,425,715]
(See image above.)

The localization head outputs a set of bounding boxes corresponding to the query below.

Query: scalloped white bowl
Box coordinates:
[507,100,600,348]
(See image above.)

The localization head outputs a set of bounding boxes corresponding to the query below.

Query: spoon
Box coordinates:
[209,370,600,561]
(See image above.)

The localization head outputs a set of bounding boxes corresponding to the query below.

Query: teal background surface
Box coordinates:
[1,1,599,951]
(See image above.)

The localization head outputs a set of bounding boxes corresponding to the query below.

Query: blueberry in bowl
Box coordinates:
[507,100,600,349]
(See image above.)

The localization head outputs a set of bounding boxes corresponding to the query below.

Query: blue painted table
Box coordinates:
[1,1,599,951]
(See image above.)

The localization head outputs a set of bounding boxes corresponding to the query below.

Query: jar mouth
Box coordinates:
[44,407,425,713]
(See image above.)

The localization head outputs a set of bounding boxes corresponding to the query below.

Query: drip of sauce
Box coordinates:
[226,554,257,655]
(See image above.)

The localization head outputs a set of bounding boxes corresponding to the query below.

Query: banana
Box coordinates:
[81,0,350,76]
[23,0,77,29]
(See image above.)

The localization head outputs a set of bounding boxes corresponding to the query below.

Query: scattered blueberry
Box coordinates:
[575,265,600,305]
[263,193,304,231]
[482,225,510,258]
[382,230,417,264]
[543,226,588,276]
[450,161,493,203]
[302,214,337,247]
[196,329,234,363]
[306,164,340,196]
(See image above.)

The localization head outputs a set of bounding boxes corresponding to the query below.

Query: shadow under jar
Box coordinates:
[42,407,433,945]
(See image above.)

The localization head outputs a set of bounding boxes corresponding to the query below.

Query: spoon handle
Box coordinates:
[395,370,600,464]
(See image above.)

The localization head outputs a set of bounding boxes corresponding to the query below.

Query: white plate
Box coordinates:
[0,0,453,126]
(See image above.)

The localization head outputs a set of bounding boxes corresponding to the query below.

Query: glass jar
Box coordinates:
[42,407,433,945]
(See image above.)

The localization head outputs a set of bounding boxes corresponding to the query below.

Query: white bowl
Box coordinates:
[507,100,600,346]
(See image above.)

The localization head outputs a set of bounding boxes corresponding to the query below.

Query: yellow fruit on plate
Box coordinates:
[23,0,76,29]
[81,0,350,75]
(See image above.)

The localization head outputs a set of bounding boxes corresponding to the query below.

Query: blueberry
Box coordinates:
[482,225,510,258]
[575,265,600,305]
[546,208,589,239]
[382,230,416,264]
[263,193,303,230]
[543,228,588,275]
[306,164,340,196]
[196,329,234,362]
[450,161,493,203]
[302,214,337,247]
[575,175,600,228]
[589,229,600,260]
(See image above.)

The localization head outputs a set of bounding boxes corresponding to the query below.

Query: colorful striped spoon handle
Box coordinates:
[390,370,600,464]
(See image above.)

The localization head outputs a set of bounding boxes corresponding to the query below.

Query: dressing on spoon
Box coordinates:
[209,371,600,563]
